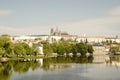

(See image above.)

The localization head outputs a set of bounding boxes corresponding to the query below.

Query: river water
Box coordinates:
[0,55,120,80]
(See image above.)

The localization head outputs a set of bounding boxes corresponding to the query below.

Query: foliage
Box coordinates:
[0,48,5,56]
[0,36,39,57]
[13,43,26,56]
[43,42,53,56]
[110,46,120,53]
[87,45,94,54]
[44,40,94,56]
[0,36,14,56]
[0,36,94,57]
[76,43,88,56]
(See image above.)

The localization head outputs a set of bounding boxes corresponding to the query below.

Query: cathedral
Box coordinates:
[50,28,61,36]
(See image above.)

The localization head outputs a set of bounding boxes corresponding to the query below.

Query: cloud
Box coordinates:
[0,10,13,16]
[61,6,120,36]
[108,6,120,16]
[1,6,120,36]
[0,25,49,35]
[0,26,24,35]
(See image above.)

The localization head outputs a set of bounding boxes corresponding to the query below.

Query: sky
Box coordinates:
[0,0,120,36]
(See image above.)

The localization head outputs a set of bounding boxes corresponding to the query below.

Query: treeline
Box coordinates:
[0,36,39,57]
[0,36,94,57]
[42,40,94,56]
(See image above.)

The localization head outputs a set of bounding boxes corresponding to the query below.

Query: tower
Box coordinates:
[50,28,54,36]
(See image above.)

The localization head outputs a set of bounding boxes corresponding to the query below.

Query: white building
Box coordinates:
[38,44,44,55]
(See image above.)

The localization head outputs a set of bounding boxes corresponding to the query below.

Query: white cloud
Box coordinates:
[61,6,120,36]
[0,26,23,35]
[108,6,120,16]
[1,6,120,36]
[0,10,13,16]
[0,25,49,35]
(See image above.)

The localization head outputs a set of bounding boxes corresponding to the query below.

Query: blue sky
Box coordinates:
[0,0,120,36]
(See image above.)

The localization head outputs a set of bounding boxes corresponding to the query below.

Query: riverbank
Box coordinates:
[0,55,44,62]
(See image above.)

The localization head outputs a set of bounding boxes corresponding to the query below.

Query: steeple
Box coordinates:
[50,27,61,36]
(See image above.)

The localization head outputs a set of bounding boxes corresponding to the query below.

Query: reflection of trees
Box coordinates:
[42,56,94,70]
[31,60,40,71]
[88,55,94,63]
[106,56,120,68]
[0,60,40,80]
[0,56,94,79]
[13,61,30,73]
[42,58,52,71]
[0,62,12,80]
[13,60,40,73]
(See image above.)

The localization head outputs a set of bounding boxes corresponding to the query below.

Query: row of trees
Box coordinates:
[0,36,94,57]
[42,40,94,56]
[0,36,39,57]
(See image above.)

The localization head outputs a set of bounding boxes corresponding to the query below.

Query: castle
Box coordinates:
[11,28,120,44]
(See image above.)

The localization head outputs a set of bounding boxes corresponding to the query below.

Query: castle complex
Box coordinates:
[11,28,120,44]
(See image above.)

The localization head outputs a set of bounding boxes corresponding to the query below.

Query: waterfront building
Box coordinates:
[10,28,120,44]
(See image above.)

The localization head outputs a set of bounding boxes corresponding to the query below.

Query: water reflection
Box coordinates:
[0,62,12,80]
[1,55,120,80]
[42,55,94,71]
[0,55,93,80]
[106,55,120,68]
[0,60,41,80]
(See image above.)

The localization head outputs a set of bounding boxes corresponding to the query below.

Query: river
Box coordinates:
[0,46,120,80]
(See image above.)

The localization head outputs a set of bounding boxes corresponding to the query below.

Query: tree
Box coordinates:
[0,48,5,57]
[0,36,11,48]
[64,42,72,55]
[0,36,14,56]
[13,43,26,56]
[56,43,65,55]
[43,42,53,56]
[76,43,88,56]
[31,44,39,56]
[51,42,58,53]
[87,45,94,54]
[71,44,78,55]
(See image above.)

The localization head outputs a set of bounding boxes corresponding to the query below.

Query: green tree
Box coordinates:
[0,36,11,48]
[71,44,78,55]
[64,42,72,54]
[76,43,88,56]
[13,43,26,56]
[87,45,94,54]
[56,43,65,55]
[0,48,5,57]
[31,44,39,56]
[43,42,53,56]
[51,42,58,53]
[0,36,13,56]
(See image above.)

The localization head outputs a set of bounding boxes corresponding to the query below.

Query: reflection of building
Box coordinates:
[93,46,107,63]
[37,58,43,67]
[105,55,120,67]
[49,64,73,71]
